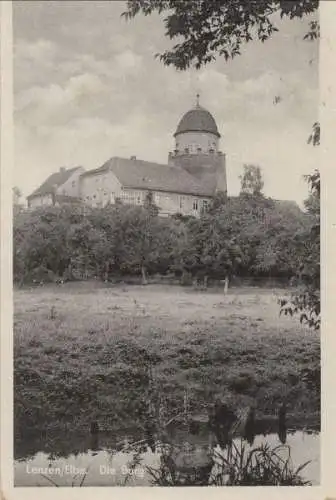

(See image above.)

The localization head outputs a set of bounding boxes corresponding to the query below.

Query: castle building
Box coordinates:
[27,97,227,216]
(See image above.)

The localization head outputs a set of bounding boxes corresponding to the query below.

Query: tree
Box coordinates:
[207,190,228,213]
[203,193,310,281]
[239,164,264,197]
[279,127,320,329]
[144,190,159,217]
[308,122,320,147]
[304,191,319,218]
[13,206,74,283]
[13,186,24,216]
[252,204,311,278]
[104,200,172,284]
[123,0,319,70]
[173,194,275,287]
[13,186,22,205]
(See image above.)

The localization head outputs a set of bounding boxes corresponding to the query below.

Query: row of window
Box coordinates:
[192,199,209,211]
[120,191,143,204]
[82,190,210,212]
[175,144,217,154]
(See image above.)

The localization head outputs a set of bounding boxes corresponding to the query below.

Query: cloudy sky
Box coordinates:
[13,1,319,204]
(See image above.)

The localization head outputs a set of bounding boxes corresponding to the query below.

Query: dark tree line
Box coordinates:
[13,183,315,288]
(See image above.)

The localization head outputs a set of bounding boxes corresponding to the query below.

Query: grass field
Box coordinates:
[14,282,320,453]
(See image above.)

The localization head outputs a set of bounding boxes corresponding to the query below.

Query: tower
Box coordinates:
[168,96,227,194]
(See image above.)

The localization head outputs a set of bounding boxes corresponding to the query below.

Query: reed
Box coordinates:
[146,439,311,486]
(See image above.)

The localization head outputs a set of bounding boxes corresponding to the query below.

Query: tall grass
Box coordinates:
[210,440,311,486]
[146,439,311,486]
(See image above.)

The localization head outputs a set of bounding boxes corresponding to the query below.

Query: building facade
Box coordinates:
[27,99,227,216]
[27,166,84,208]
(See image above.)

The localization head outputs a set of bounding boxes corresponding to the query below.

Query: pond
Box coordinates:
[14,430,320,486]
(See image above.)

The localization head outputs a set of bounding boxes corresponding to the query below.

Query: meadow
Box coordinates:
[14,282,320,458]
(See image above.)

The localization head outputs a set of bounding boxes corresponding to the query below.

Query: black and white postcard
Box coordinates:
[1,0,335,498]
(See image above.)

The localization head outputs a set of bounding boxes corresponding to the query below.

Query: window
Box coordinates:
[122,191,137,204]
[72,181,76,187]
[193,200,199,211]
[180,196,184,209]
[93,194,96,199]
[202,199,209,209]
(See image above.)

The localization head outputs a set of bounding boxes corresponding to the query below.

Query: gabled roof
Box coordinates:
[81,157,216,197]
[27,167,82,199]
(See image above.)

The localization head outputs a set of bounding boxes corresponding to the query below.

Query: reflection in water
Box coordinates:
[278,403,287,444]
[14,431,320,487]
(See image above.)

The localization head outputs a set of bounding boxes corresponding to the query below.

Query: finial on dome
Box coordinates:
[196,93,200,108]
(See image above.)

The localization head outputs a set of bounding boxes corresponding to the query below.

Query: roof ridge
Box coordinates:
[27,166,82,198]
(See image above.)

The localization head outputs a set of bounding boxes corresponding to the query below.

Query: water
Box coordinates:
[14,431,320,486]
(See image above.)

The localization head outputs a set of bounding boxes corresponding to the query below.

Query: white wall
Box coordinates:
[56,167,85,197]
[175,131,219,154]
[147,190,211,217]
[80,170,123,207]
[28,194,52,208]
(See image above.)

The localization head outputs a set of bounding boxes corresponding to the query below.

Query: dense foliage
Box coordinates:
[123,0,319,70]
[13,189,313,287]
[279,122,320,329]
[239,165,264,197]
[279,169,320,329]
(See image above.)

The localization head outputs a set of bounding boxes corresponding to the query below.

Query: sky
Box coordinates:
[13,1,319,204]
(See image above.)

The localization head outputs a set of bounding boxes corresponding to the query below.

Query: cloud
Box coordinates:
[13,1,318,205]
[15,73,111,127]
[15,62,318,203]
[114,50,142,72]
[15,38,57,62]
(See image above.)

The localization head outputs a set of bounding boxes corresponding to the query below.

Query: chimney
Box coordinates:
[130,155,136,160]
[59,167,66,173]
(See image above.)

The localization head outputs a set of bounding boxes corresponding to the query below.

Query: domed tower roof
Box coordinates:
[174,97,220,138]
